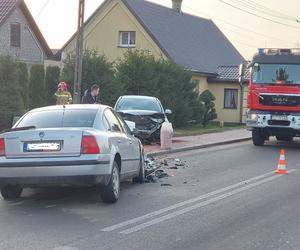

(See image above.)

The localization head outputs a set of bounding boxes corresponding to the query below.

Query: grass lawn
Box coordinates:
[174,122,245,137]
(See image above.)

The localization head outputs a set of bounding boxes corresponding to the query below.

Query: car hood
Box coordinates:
[118,110,164,117]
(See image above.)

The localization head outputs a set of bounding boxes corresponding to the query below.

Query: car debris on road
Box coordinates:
[144,156,188,183]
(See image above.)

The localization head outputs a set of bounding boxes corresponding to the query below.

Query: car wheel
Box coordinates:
[133,151,145,184]
[1,185,23,200]
[100,161,120,203]
[252,128,265,146]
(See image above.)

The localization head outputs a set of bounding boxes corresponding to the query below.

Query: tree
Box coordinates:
[116,51,202,127]
[61,50,120,106]
[0,57,24,130]
[45,66,60,105]
[16,62,29,109]
[199,90,217,127]
[29,64,45,109]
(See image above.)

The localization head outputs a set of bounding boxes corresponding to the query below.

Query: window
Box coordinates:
[224,89,238,109]
[191,79,200,93]
[10,23,21,47]
[17,110,98,128]
[252,63,300,85]
[104,109,122,132]
[116,98,162,112]
[119,31,136,47]
[113,110,131,135]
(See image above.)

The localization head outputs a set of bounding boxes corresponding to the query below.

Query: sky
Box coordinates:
[24,0,300,59]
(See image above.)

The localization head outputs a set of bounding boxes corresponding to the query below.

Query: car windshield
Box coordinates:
[252,63,300,85]
[116,98,162,112]
[16,109,98,128]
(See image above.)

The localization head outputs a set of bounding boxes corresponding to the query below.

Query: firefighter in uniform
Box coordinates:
[54,82,72,105]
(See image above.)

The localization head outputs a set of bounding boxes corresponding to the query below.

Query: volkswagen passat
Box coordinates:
[0,105,145,203]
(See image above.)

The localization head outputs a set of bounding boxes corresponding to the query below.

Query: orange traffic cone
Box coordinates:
[275,149,288,174]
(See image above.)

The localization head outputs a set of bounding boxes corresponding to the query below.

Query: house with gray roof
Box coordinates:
[0,0,52,65]
[61,0,249,123]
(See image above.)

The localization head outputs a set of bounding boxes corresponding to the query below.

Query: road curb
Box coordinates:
[146,137,252,157]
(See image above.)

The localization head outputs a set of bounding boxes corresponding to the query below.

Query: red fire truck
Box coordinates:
[246,48,300,146]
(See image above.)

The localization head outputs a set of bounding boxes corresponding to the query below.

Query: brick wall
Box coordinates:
[0,7,45,64]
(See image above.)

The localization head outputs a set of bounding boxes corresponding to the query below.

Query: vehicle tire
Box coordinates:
[252,128,265,146]
[276,136,293,142]
[100,161,120,203]
[133,151,145,184]
[1,185,23,200]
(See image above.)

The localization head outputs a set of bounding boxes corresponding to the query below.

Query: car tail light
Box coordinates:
[81,135,100,154]
[0,138,5,156]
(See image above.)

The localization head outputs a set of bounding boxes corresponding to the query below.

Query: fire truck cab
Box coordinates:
[246,48,300,146]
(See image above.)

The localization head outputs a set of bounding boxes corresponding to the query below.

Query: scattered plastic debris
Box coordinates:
[145,175,157,183]
[155,169,168,178]
[175,159,185,166]
[144,156,189,185]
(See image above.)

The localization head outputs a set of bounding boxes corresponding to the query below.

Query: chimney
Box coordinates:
[172,0,182,12]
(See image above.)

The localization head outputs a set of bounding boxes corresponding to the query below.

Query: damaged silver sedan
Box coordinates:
[115,95,172,144]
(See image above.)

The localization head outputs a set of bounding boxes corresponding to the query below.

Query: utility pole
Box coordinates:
[238,62,246,124]
[73,0,85,104]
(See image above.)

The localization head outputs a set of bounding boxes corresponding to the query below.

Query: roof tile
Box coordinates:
[209,65,250,82]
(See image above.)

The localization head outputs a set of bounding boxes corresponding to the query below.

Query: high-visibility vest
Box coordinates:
[55,91,72,105]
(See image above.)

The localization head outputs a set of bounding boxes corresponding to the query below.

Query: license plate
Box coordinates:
[23,141,62,152]
[272,115,288,121]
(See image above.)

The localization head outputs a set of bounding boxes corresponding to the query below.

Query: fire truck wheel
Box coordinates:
[252,128,265,146]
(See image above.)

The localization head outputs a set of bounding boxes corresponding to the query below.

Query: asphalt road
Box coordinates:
[0,139,299,250]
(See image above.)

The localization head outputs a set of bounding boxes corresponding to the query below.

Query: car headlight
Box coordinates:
[150,118,164,124]
[247,112,258,121]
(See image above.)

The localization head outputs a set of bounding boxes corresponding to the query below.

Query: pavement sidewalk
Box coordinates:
[145,129,252,156]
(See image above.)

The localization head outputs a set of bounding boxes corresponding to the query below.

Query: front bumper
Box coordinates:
[0,156,112,187]
[246,110,300,130]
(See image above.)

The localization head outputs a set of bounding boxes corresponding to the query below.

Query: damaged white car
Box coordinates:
[114,95,172,144]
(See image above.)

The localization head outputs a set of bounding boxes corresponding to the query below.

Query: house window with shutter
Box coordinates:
[119,31,136,47]
[10,23,21,47]
[224,89,238,109]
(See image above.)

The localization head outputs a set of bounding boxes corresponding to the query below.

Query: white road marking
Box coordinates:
[7,201,24,206]
[120,170,296,234]
[50,247,78,250]
[101,170,276,232]
[45,204,57,208]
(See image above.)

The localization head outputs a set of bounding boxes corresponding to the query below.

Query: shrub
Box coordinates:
[199,89,217,127]
[29,64,45,109]
[16,62,29,109]
[116,51,202,127]
[0,57,24,130]
[45,66,60,105]
[61,50,120,106]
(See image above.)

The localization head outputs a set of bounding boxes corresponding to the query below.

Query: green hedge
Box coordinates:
[29,64,45,109]
[45,66,60,105]
[0,57,25,130]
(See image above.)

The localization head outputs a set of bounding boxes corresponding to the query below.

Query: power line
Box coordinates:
[219,0,300,29]
[35,0,51,19]
[240,0,300,22]
[182,4,293,45]
[219,25,287,46]
[229,0,299,22]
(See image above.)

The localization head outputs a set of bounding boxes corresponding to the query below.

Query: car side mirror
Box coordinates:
[165,109,172,115]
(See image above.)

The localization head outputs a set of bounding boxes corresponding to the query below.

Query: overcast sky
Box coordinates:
[24,0,300,59]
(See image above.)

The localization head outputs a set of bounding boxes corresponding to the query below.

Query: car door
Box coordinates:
[104,109,137,175]
[114,110,140,172]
